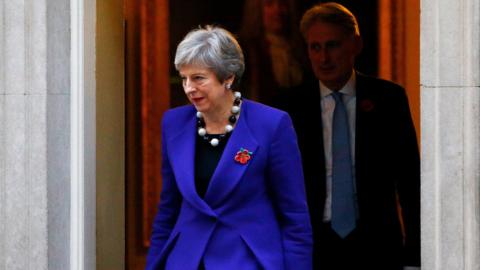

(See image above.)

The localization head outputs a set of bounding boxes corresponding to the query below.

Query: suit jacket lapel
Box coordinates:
[204,100,259,208]
[305,83,327,218]
[354,73,375,192]
[167,113,216,217]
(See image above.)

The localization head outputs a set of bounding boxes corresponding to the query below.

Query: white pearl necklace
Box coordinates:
[197,92,241,147]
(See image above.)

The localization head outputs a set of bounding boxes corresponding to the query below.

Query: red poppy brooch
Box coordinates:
[360,99,375,112]
[234,148,253,165]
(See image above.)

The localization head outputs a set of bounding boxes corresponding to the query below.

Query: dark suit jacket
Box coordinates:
[275,72,420,268]
[146,100,312,270]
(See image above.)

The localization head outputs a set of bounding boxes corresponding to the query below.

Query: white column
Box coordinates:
[0,0,96,269]
[70,0,96,269]
[0,0,48,269]
[47,0,72,268]
[421,0,480,269]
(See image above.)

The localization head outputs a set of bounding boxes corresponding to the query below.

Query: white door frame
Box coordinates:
[70,0,96,269]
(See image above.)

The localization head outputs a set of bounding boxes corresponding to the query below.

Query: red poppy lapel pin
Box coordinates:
[360,99,375,112]
[234,148,253,165]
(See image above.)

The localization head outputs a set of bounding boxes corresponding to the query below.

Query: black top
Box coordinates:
[194,133,231,198]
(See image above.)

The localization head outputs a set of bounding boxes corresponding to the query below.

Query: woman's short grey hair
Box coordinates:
[175,25,245,89]
[300,2,360,40]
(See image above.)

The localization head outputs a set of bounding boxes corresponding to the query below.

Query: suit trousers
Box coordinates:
[315,222,402,270]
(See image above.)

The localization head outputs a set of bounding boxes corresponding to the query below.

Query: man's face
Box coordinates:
[306,21,362,90]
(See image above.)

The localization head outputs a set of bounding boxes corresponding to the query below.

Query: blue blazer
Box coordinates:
[146,99,312,270]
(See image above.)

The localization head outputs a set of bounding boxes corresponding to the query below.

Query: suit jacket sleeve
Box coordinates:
[145,116,182,267]
[392,88,420,266]
[267,113,313,270]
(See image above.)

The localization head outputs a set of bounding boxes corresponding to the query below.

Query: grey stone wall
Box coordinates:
[47,0,71,268]
[0,0,70,269]
[421,0,480,269]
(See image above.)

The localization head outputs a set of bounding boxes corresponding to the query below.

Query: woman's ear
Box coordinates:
[225,75,235,89]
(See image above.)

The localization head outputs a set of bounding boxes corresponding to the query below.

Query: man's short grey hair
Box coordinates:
[300,2,360,40]
[175,25,245,89]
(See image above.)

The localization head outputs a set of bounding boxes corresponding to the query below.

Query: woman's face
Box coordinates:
[179,64,233,115]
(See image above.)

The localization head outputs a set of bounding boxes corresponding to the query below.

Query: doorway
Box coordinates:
[124,1,420,269]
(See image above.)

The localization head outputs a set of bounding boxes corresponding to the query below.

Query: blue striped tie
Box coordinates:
[331,91,357,238]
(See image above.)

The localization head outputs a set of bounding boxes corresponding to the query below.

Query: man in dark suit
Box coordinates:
[276,3,420,269]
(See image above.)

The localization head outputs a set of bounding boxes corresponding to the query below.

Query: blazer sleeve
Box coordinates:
[391,88,420,266]
[145,118,182,268]
[267,112,313,270]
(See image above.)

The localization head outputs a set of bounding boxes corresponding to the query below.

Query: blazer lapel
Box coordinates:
[203,100,259,207]
[167,113,216,217]
[354,73,376,192]
[304,84,327,218]
[354,73,372,154]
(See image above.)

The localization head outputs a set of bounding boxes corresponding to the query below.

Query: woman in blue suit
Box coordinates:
[145,25,312,270]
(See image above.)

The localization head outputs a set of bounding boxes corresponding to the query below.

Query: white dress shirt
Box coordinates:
[320,72,357,222]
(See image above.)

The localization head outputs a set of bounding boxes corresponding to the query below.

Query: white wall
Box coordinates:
[421,0,480,269]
